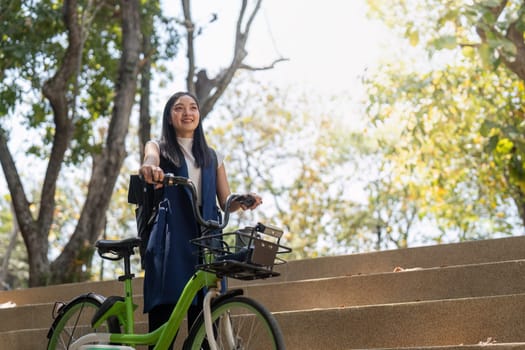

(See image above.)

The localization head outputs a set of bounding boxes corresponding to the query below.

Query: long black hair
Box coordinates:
[159,91,213,168]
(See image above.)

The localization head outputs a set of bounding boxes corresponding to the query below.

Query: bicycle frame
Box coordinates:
[53,176,288,350]
[69,270,220,350]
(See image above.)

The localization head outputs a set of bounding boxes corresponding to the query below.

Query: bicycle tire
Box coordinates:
[184,296,285,350]
[47,293,120,350]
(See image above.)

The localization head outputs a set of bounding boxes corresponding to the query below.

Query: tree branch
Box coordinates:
[239,57,290,71]
[181,0,288,119]
[198,0,263,117]
[39,0,83,243]
[182,0,196,93]
[502,16,525,80]
[474,0,525,80]
[0,129,34,238]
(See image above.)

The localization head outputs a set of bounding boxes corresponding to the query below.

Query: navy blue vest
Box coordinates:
[143,150,218,312]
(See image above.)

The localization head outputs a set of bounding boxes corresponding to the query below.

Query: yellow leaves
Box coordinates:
[380,105,395,119]
[461,46,476,60]
[211,126,226,137]
[434,186,447,202]
[518,80,525,93]
[235,135,244,144]
[408,31,419,47]
[472,134,483,145]
[517,178,525,194]
[495,138,514,155]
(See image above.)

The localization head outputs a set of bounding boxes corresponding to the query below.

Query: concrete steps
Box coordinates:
[277,294,525,349]
[2,235,525,349]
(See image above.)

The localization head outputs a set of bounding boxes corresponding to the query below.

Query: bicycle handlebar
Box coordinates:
[161,173,255,231]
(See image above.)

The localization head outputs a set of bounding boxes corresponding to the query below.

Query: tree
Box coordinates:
[181,0,287,119]
[0,0,142,286]
[137,0,180,157]
[362,0,525,244]
[0,0,285,286]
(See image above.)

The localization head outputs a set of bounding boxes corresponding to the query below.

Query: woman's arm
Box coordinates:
[139,141,164,184]
[216,163,262,212]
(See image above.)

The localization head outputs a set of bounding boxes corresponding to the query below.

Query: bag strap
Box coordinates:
[128,174,144,205]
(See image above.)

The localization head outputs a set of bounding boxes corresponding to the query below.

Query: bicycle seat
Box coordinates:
[96,237,141,261]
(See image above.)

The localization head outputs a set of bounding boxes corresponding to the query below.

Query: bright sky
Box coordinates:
[0,1,397,196]
[158,0,398,210]
[161,0,395,100]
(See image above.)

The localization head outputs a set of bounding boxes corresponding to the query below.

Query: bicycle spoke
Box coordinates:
[185,297,284,350]
[47,296,113,350]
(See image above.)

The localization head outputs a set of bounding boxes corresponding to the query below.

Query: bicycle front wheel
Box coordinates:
[47,293,120,350]
[184,296,285,350]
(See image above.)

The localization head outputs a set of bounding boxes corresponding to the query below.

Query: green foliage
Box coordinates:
[0,0,180,164]
[0,1,60,121]
[364,0,525,244]
[366,60,522,237]
[0,0,181,285]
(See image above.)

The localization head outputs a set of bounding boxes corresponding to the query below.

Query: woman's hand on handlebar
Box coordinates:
[140,164,165,186]
[233,193,263,211]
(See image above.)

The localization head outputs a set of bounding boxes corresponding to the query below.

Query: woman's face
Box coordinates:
[170,94,200,138]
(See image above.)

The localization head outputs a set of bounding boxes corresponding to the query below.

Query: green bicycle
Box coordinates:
[46,174,291,350]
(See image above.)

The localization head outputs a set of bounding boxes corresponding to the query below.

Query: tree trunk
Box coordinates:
[49,0,142,283]
[0,0,83,287]
[1,0,281,286]
[182,0,286,119]
[139,28,152,159]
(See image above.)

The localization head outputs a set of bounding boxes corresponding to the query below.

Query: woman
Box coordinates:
[139,91,262,347]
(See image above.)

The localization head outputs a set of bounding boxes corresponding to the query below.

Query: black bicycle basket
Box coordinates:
[191,223,291,280]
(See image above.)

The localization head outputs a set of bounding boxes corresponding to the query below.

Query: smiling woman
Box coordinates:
[138,91,263,350]
[170,94,200,138]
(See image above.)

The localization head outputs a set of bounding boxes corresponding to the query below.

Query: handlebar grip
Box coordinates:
[163,173,189,186]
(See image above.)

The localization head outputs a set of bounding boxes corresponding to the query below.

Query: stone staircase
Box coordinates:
[2,235,525,349]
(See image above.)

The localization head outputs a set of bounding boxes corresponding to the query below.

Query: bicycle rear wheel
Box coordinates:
[184,296,285,350]
[47,293,120,350]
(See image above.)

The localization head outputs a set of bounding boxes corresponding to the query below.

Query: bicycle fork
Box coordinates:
[203,282,236,350]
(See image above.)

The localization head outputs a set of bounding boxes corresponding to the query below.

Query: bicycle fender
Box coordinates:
[47,292,106,339]
[56,292,106,318]
[211,288,244,306]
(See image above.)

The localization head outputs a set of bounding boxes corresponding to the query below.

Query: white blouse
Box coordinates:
[148,139,224,205]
